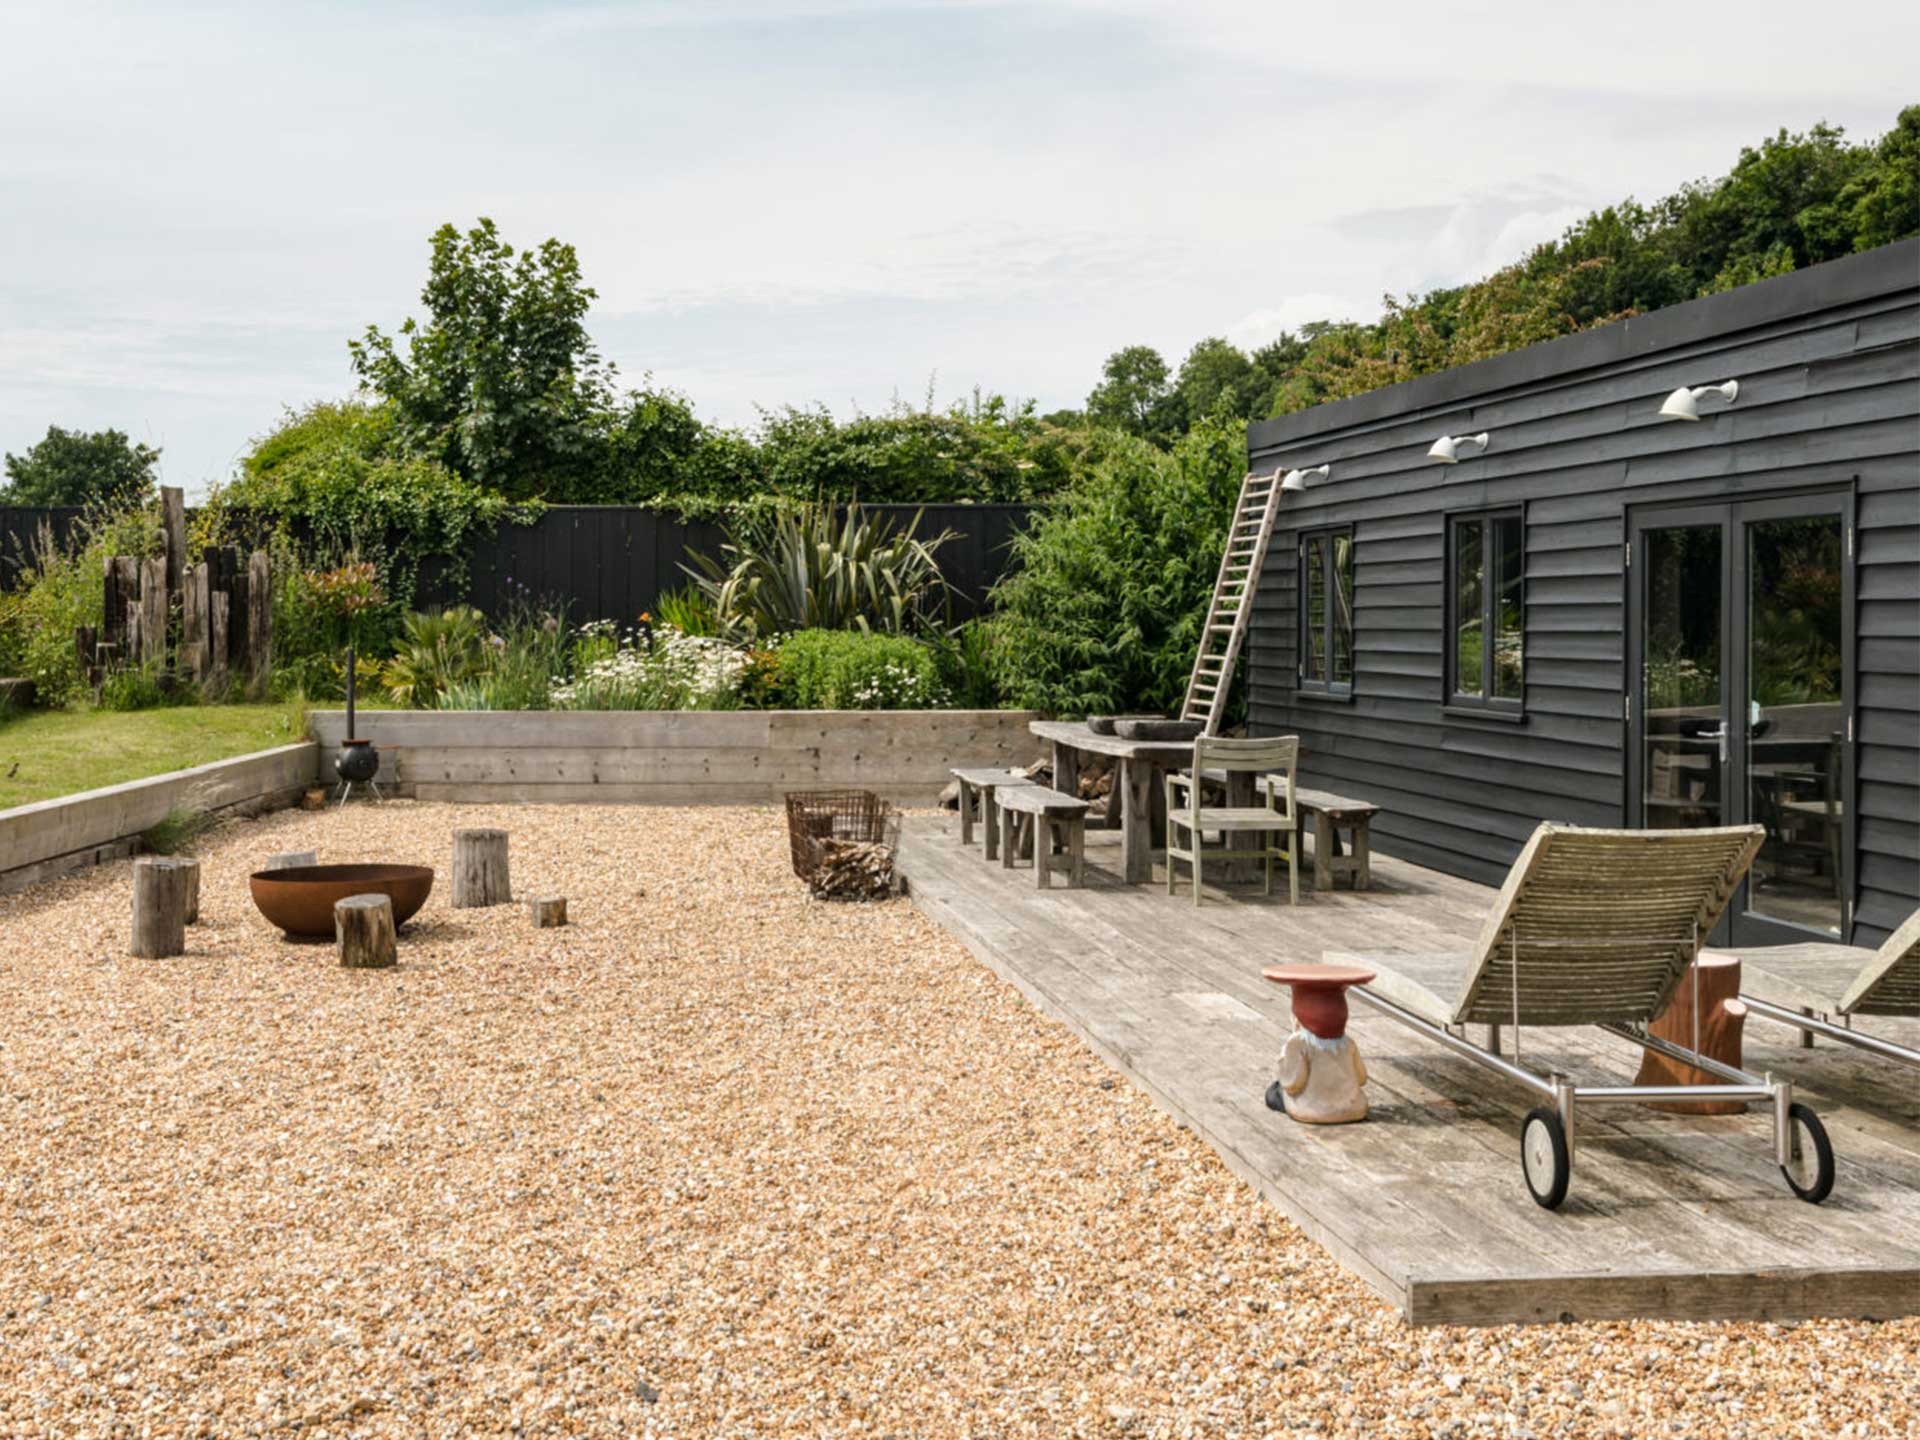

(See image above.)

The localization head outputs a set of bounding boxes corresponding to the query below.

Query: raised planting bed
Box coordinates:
[0,741,317,896]
[309,710,1042,806]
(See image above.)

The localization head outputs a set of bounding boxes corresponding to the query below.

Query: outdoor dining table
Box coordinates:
[1029,720,1260,885]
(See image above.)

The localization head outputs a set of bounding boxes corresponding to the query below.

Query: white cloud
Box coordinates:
[0,0,1912,494]
[1226,295,1376,350]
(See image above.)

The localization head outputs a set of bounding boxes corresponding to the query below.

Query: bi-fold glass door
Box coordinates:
[1628,492,1854,946]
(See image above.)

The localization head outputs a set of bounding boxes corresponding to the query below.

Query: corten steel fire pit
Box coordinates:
[249,864,434,939]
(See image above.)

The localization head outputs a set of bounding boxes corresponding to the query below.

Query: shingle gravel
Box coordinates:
[0,800,1912,1438]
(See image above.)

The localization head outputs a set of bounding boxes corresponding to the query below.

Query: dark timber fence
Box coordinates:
[0,503,1033,624]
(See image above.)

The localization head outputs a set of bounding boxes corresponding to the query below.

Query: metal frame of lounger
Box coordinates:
[1730,909,1920,1069]
[1343,823,1835,1211]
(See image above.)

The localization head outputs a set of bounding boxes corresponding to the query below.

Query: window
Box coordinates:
[1298,527,1354,696]
[1447,510,1524,713]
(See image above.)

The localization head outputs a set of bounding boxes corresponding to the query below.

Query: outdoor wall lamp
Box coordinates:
[1658,379,1740,421]
[1280,464,1330,491]
[1426,432,1489,464]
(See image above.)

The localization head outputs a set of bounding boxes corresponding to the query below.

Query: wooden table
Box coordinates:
[1029,721,1200,884]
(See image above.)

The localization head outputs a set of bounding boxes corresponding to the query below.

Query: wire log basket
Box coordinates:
[784,789,901,900]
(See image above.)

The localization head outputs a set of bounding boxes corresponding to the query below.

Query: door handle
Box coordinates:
[1697,724,1729,764]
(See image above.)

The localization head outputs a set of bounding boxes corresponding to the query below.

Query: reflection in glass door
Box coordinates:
[1745,515,1846,936]
[1641,524,1725,833]
[1630,495,1853,946]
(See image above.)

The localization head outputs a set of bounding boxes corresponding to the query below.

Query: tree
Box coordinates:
[1175,337,1258,423]
[1086,345,1178,439]
[1,426,160,507]
[1094,109,1919,438]
[990,414,1247,716]
[349,218,615,500]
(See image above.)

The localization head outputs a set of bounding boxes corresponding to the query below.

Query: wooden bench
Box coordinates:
[995,785,1090,889]
[951,767,1034,861]
[1284,785,1379,892]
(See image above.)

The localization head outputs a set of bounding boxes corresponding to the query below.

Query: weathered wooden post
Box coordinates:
[159,486,186,599]
[103,555,137,654]
[452,829,511,908]
[264,849,318,872]
[528,896,568,928]
[335,894,397,969]
[245,550,272,689]
[182,562,211,683]
[130,856,188,958]
[138,556,168,666]
[208,590,230,692]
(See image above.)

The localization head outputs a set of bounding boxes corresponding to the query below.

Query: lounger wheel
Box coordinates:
[1520,1107,1571,1210]
[1780,1102,1834,1204]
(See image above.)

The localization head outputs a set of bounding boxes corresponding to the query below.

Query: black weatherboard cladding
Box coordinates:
[1245,239,1920,946]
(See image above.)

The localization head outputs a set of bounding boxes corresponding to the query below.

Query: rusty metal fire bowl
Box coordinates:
[249,864,435,938]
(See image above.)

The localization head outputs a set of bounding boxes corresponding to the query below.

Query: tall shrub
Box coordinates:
[989,415,1245,718]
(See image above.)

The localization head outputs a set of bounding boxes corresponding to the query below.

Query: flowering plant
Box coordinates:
[551,624,751,711]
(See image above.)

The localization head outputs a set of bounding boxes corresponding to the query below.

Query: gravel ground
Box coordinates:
[0,801,1913,1439]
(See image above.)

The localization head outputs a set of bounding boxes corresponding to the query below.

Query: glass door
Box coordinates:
[1629,494,1853,946]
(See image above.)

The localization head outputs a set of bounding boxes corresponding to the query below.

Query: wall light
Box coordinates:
[1280,464,1329,492]
[1658,379,1739,421]
[1426,432,1489,464]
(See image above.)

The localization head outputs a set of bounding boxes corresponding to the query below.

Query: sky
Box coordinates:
[1,1,1914,497]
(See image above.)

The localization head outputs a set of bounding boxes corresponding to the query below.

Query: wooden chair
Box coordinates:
[1337,823,1836,1210]
[1708,907,1920,1070]
[1165,735,1299,906]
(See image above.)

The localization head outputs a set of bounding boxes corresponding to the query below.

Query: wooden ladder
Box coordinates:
[1180,467,1284,734]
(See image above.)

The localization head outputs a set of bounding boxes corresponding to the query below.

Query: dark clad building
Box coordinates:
[1247,238,1918,950]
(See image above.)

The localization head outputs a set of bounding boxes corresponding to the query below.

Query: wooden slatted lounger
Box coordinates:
[1333,822,1837,1211]
[1704,908,1920,1069]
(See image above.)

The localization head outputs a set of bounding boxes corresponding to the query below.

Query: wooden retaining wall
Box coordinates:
[309,710,1042,805]
[0,742,318,895]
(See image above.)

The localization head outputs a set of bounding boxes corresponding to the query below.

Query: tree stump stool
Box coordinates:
[130,856,189,958]
[173,856,202,925]
[529,896,568,928]
[335,894,398,969]
[1634,954,1748,1113]
[265,850,318,873]
[452,828,511,908]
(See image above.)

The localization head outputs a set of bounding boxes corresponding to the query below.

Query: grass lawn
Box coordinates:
[0,703,308,810]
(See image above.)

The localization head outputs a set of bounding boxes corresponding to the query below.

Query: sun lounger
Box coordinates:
[1704,909,1920,1068]
[1337,822,1836,1210]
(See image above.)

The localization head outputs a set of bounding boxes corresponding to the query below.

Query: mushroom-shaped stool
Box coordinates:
[1261,963,1376,1124]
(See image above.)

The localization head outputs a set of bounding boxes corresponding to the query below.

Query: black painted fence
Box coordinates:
[0,503,1033,624]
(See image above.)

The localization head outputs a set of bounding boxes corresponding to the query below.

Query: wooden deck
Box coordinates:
[897,815,1920,1327]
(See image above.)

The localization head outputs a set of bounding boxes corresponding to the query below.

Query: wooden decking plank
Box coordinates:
[897,815,1920,1326]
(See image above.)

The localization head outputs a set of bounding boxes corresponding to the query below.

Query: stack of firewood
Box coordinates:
[808,838,897,901]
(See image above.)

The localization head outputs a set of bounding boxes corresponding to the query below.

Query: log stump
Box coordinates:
[452,828,511,908]
[528,896,568,928]
[335,894,397,969]
[265,849,318,873]
[1635,954,1748,1114]
[173,857,202,925]
[130,856,188,958]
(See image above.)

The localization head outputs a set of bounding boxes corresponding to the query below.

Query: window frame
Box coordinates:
[1443,506,1526,718]
[1296,525,1355,700]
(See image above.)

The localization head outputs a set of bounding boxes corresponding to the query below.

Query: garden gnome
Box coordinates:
[1261,963,1375,1125]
